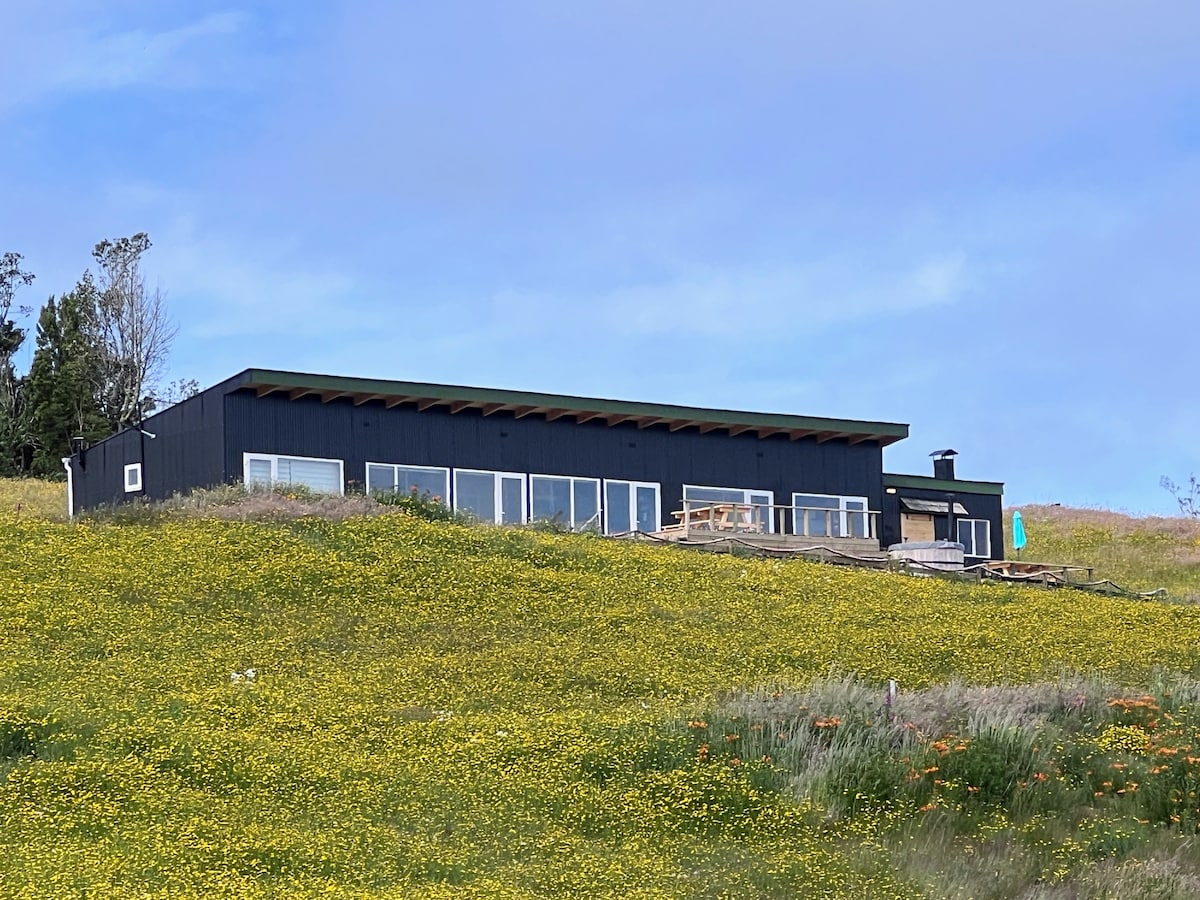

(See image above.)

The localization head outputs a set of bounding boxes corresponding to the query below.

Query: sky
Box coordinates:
[3,1,1198,514]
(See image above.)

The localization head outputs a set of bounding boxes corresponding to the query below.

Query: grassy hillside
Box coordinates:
[1012,505,1200,600]
[5,481,1200,897]
[0,477,65,520]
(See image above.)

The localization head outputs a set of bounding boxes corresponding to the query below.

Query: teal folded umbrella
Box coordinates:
[1012,510,1027,558]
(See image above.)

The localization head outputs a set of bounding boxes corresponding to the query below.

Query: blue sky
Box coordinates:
[3,1,1198,514]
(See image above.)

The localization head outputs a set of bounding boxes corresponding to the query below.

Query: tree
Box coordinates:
[25,276,109,478]
[90,233,177,428]
[1161,475,1200,518]
[144,377,201,414]
[0,252,35,475]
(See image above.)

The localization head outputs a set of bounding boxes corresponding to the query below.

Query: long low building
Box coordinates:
[64,368,1005,560]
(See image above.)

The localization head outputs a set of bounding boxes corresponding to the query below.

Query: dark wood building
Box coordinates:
[64,368,1002,559]
[880,450,1005,562]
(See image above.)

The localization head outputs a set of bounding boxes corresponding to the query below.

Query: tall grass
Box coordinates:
[0,478,66,520]
[1011,505,1200,601]
[697,673,1200,897]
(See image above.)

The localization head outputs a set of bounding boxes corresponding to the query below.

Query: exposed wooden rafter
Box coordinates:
[255,384,280,398]
[816,431,852,444]
[637,417,672,430]
[574,411,605,425]
[416,398,441,412]
[449,400,475,414]
[669,420,701,432]
[726,424,753,437]
[481,403,508,416]
[544,409,571,422]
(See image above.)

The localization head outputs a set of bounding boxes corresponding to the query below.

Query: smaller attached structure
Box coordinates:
[880,450,1004,563]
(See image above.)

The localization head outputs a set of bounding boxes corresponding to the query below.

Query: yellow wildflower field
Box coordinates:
[2,511,1200,898]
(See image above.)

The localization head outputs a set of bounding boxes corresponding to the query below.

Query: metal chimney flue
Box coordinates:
[931,448,957,481]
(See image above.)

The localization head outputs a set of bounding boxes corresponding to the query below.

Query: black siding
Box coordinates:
[70,377,240,513]
[224,391,886,531]
[881,486,1004,561]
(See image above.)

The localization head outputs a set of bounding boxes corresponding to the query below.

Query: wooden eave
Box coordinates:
[239,370,910,447]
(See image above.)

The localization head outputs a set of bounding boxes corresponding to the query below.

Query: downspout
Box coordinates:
[62,457,74,520]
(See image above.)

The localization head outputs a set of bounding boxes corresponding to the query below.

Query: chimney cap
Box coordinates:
[929,448,958,459]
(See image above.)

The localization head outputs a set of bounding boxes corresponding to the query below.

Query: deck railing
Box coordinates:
[674,499,880,542]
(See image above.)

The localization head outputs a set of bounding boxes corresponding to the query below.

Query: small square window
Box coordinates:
[124,463,143,493]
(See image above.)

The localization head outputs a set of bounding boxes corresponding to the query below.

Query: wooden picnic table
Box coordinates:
[981,560,1095,582]
[668,503,764,533]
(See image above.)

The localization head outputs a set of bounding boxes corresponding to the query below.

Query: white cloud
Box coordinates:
[0,10,245,111]
[575,252,971,340]
[154,230,358,340]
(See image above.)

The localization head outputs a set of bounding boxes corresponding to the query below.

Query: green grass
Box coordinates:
[0,477,65,520]
[4,479,1200,897]
[1010,505,1200,601]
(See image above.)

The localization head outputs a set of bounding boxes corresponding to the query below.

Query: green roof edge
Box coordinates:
[884,473,1005,495]
[242,369,910,442]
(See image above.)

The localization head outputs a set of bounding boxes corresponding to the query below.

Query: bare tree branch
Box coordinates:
[90,234,178,427]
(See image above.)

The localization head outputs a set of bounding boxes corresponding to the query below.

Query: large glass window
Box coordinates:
[367,463,449,503]
[454,469,527,525]
[530,475,601,531]
[243,453,344,494]
[793,493,870,538]
[956,518,992,557]
[682,485,774,533]
[603,480,661,534]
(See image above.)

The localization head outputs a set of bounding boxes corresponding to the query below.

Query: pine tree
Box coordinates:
[0,252,35,475]
[25,277,109,478]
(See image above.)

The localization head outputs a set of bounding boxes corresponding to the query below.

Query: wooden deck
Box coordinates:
[644,528,887,562]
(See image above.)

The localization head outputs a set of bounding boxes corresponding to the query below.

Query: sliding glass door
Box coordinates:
[454,469,527,525]
[603,480,661,534]
[792,493,869,538]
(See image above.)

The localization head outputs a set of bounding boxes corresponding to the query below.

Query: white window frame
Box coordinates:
[366,462,450,501]
[602,479,662,535]
[529,473,602,532]
[453,468,528,525]
[242,452,346,495]
[956,518,992,558]
[792,492,870,539]
[123,463,143,493]
[682,484,776,533]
